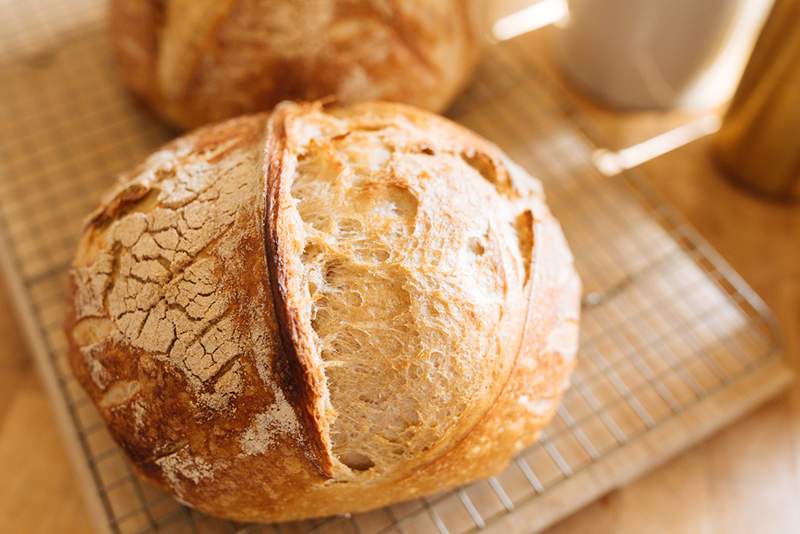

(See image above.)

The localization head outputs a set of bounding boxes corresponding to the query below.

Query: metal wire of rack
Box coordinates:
[0,2,790,534]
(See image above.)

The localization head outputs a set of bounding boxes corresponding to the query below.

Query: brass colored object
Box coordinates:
[713,0,800,199]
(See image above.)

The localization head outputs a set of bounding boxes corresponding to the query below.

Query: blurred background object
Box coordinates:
[110,0,484,129]
[554,0,773,110]
[713,0,800,200]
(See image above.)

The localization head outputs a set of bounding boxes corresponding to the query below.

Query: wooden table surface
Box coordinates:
[2,41,799,534]
[542,106,800,534]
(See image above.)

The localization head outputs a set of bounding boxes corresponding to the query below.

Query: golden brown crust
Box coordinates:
[109,0,164,113]
[66,101,580,522]
[109,0,484,129]
[264,105,335,477]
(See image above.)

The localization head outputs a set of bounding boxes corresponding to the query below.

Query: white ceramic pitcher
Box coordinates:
[556,0,774,109]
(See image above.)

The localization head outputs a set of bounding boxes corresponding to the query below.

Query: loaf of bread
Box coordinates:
[67,101,580,522]
[110,0,483,129]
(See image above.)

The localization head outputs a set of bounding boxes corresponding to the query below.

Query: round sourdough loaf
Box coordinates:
[66,101,580,522]
[110,0,483,129]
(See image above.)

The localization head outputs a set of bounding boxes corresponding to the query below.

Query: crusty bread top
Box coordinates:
[267,101,552,479]
[110,0,484,129]
[67,101,580,522]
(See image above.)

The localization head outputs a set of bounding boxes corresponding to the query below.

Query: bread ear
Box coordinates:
[264,104,336,477]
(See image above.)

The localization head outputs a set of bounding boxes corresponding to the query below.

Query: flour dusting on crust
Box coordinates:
[71,129,261,410]
[241,386,302,456]
[156,448,219,499]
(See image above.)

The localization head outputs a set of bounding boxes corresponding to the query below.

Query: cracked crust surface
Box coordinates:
[110,0,484,129]
[66,101,580,523]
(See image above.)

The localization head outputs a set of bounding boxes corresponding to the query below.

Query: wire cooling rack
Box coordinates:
[0,1,791,533]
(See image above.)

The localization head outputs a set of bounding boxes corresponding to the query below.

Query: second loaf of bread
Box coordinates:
[111,0,483,129]
[67,101,580,522]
